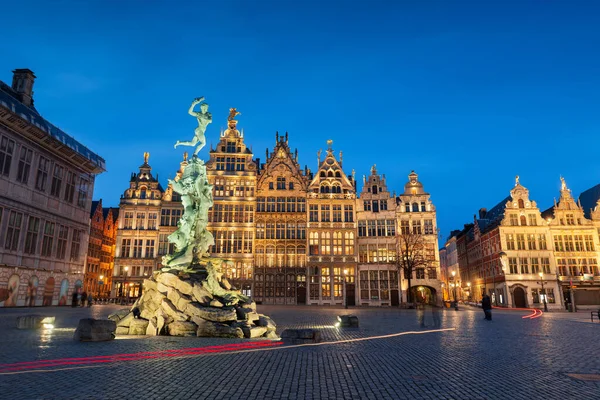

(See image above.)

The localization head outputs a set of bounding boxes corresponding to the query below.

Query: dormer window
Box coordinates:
[372,185,378,195]
[276,177,286,190]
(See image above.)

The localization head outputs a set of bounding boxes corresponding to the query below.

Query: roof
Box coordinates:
[578,183,600,218]
[485,195,511,222]
[90,200,101,218]
[541,205,555,220]
[103,207,119,221]
[0,80,105,172]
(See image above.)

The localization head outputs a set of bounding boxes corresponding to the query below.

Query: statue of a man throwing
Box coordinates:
[175,97,212,156]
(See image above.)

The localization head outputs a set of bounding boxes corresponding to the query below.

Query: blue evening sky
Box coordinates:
[1,1,600,239]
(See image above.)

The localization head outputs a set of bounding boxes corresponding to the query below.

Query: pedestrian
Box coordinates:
[87,294,93,307]
[81,291,88,308]
[71,291,78,307]
[482,294,492,321]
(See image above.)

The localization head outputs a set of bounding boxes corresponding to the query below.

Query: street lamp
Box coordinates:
[467,282,471,301]
[539,272,548,312]
[343,269,348,309]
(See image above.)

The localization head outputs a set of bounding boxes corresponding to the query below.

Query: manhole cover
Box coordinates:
[567,374,600,381]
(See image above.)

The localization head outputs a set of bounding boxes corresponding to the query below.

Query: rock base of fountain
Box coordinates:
[109,264,277,339]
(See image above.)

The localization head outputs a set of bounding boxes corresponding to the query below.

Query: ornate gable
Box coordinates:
[308,140,355,198]
[256,132,308,192]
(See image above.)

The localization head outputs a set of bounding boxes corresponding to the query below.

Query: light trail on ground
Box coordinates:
[0,327,455,375]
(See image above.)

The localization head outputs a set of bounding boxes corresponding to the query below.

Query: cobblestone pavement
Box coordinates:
[0,304,598,399]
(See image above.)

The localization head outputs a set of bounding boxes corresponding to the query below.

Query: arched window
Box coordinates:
[332,184,341,194]
[335,171,341,178]
[518,199,525,208]
[520,215,527,226]
[320,171,326,178]
[412,203,419,212]
[327,171,334,177]
[320,184,330,193]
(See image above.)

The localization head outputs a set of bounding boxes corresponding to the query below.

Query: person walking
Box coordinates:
[71,291,78,307]
[482,294,492,321]
[80,292,88,308]
[87,294,93,307]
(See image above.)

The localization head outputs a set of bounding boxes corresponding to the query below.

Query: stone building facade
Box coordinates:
[0,68,105,307]
[395,171,442,305]
[356,165,399,306]
[84,200,118,298]
[253,133,309,304]
[306,141,357,306]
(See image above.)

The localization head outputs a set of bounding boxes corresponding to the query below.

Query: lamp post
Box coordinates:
[343,269,348,309]
[467,282,471,302]
[99,275,104,298]
[499,252,508,307]
[539,272,548,312]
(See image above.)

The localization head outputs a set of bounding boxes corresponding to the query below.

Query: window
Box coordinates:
[532,289,540,304]
[372,200,379,213]
[277,197,285,212]
[528,214,537,226]
[320,232,331,255]
[24,216,40,254]
[170,209,182,226]
[121,238,131,258]
[377,220,385,237]
[41,221,55,257]
[309,205,318,222]
[276,177,286,190]
[574,235,583,251]
[509,214,518,226]
[424,220,434,234]
[286,197,296,213]
[50,164,64,197]
[516,234,525,250]
[509,257,518,274]
[412,220,421,234]
[333,205,342,222]
[124,212,134,229]
[401,221,410,234]
[363,201,371,211]
[585,235,595,251]
[298,198,306,213]
[333,232,342,255]
[289,182,294,190]
[412,203,419,212]
[344,232,354,255]
[538,234,547,250]
[266,223,275,239]
[17,147,33,184]
[133,239,143,258]
[0,136,15,176]
[506,234,515,250]
[344,205,353,222]
[276,223,285,239]
[541,258,551,274]
[309,232,319,255]
[520,258,529,274]
[297,222,306,239]
[358,220,367,237]
[405,203,410,212]
[286,222,296,239]
[380,200,388,211]
[564,236,575,252]
[158,234,169,255]
[421,202,426,211]
[53,225,68,259]
[269,182,274,190]
[520,215,527,226]
[527,234,536,250]
[136,213,145,230]
[368,220,376,237]
[226,141,237,153]
[145,240,155,258]
[77,179,88,208]
[321,205,330,222]
[531,258,539,274]
[566,214,575,225]
[386,219,395,236]
[35,156,50,191]
[65,171,76,203]
[416,268,425,279]
[148,213,158,229]
[216,157,225,170]
[5,211,23,251]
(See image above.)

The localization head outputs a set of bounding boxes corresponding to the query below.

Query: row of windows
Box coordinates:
[556,258,600,276]
[268,177,295,191]
[0,135,89,207]
[358,244,397,263]
[256,222,306,240]
[402,202,428,213]
[358,220,396,237]
[257,197,306,213]
[506,234,548,250]
[309,204,354,222]
[214,156,247,171]
[308,267,356,300]
[211,230,253,254]
[308,232,355,256]
[212,179,255,197]
[0,206,82,260]
[358,270,400,300]
[254,249,307,268]
[120,239,156,258]
[507,257,552,275]
[209,204,254,223]
[399,220,435,234]
[553,234,595,252]
[122,212,159,230]
[508,214,538,226]
[363,200,388,213]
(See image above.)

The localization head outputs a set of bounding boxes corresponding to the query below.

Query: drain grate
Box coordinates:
[567,374,600,382]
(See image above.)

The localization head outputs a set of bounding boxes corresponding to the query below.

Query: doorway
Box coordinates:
[346,284,356,306]
[513,287,527,308]
[297,285,306,304]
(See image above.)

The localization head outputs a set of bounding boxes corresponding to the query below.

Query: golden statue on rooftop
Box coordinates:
[228,108,241,121]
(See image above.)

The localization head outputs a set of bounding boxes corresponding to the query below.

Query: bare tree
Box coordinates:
[396,232,436,303]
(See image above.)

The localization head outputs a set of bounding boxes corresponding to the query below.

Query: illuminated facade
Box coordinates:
[0,69,105,307]
[545,179,600,307]
[306,141,357,305]
[396,171,442,305]
[356,165,399,306]
[112,154,165,298]
[253,133,309,304]
[84,200,118,298]
[205,115,256,294]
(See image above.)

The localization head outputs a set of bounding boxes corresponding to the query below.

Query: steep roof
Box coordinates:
[578,183,600,218]
[90,200,102,218]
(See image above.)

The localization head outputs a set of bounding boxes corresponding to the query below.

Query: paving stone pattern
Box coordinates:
[0,305,598,399]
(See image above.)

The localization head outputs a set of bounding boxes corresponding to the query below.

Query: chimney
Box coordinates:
[11,69,36,107]
[478,208,487,219]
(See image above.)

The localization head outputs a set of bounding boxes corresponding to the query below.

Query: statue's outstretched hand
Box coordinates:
[193,96,205,104]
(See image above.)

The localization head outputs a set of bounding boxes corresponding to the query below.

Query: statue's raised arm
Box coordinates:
[175,97,212,156]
